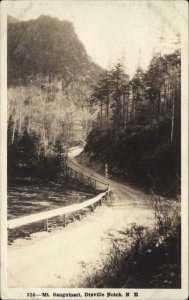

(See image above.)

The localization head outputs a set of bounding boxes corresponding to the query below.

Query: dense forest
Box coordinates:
[85,45,181,196]
[7,15,101,179]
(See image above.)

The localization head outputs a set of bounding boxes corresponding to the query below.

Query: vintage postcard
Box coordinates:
[0,0,188,299]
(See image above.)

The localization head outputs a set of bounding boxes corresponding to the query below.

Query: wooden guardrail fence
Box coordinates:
[8,158,110,232]
[8,179,110,231]
[66,166,108,190]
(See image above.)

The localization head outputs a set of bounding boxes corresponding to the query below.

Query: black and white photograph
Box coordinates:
[0,0,188,299]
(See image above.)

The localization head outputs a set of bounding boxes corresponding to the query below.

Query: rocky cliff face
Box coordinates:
[8,15,102,86]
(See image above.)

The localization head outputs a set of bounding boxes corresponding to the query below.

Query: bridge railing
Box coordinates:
[8,185,111,231]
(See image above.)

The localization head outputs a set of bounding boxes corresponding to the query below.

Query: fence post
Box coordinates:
[91,204,94,212]
[46,218,49,232]
[67,167,70,182]
[72,213,75,222]
[62,214,66,227]
[107,184,110,200]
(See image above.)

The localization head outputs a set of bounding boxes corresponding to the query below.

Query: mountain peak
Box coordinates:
[8,15,102,85]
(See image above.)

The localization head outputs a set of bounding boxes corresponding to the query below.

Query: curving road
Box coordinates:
[8,147,155,288]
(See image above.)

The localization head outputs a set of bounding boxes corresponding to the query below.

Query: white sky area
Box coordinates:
[6,0,185,77]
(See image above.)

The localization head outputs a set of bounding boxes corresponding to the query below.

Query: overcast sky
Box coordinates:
[6,0,186,77]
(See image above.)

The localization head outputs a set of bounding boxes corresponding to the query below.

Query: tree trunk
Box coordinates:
[126,96,129,127]
[123,93,128,130]
[171,94,175,142]
[122,94,125,128]
[156,90,161,119]
[115,99,118,142]
[37,146,40,161]
[43,128,47,157]
[11,121,16,144]
[106,95,109,125]
[115,76,119,142]
[27,119,30,134]
[18,112,22,137]
[100,98,103,129]
[131,97,135,122]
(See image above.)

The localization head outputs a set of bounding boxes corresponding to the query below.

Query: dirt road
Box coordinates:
[8,148,155,288]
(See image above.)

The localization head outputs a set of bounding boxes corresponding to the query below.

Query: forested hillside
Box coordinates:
[8,15,101,178]
[8,15,101,85]
[85,47,181,197]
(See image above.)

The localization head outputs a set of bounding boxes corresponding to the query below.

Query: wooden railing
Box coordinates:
[8,160,110,232]
[8,183,110,231]
[66,166,108,190]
